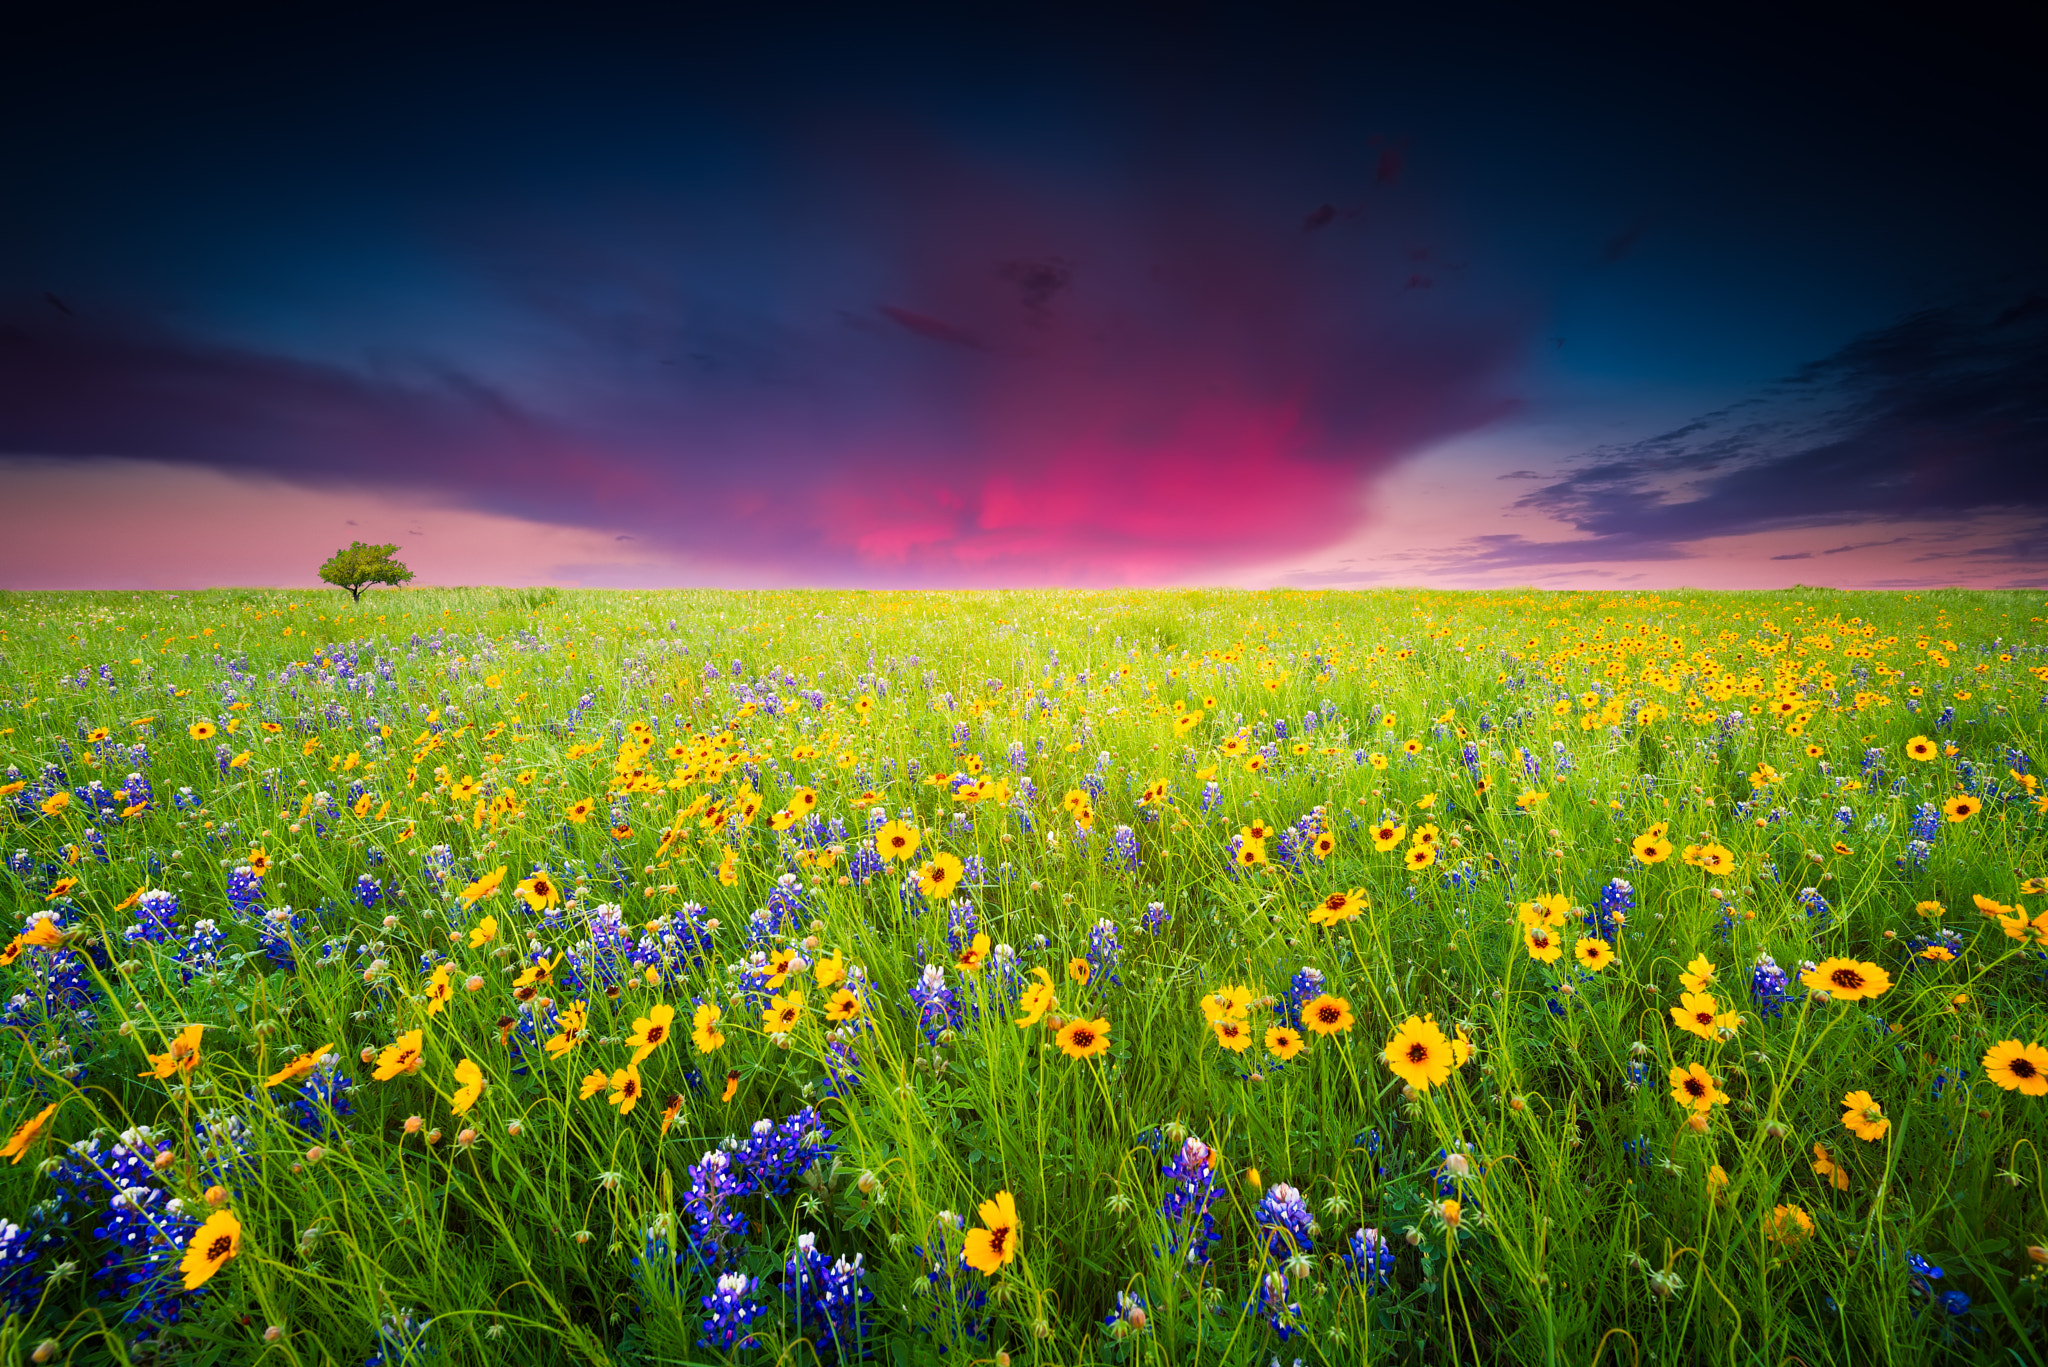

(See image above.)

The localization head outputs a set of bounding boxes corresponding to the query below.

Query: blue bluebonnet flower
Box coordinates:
[907,964,961,1043]
[1282,967,1326,1030]
[70,780,121,819]
[945,900,980,958]
[124,890,181,945]
[1342,1227,1396,1293]
[912,1221,990,1353]
[365,1309,434,1367]
[1910,802,1942,841]
[820,1038,864,1101]
[1087,920,1123,986]
[1750,954,1790,1019]
[758,873,811,943]
[1158,1136,1221,1266]
[783,1231,873,1363]
[286,1059,357,1138]
[1108,825,1140,872]
[177,919,228,982]
[1144,901,1170,935]
[1254,1182,1314,1260]
[352,874,383,911]
[0,1217,59,1316]
[1246,1269,1302,1340]
[682,1150,748,1262]
[700,1272,768,1352]
[847,844,885,886]
[420,844,455,885]
[1588,879,1633,939]
[225,866,264,916]
[52,1130,200,1326]
[192,1111,253,1192]
[258,906,310,971]
[1101,1290,1149,1341]
[733,1106,834,1198]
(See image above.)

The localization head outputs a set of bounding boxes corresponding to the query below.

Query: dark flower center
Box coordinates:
[206,1235,233,1261]
[1685,1078,1705,1097]
[2012,1057,2039,1079]
[1072,1029,1095,1047]
[1831,968,1865,990]
[1407,1042,1429,1064]
[988,1226,1010,1255]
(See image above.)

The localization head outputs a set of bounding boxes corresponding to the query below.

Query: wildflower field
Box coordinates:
[3,585,2047,1367]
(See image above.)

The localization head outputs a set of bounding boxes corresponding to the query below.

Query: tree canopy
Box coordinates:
[318,542,415,603]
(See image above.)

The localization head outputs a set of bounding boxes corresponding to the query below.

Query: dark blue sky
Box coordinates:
[3,2,2044,588]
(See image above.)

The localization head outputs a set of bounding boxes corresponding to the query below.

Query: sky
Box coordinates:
[2,2,2044,591]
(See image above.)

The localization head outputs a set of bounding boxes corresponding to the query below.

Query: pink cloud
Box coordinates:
[0,124,1531,585]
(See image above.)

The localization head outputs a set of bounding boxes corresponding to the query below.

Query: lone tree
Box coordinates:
[319,542,415,604]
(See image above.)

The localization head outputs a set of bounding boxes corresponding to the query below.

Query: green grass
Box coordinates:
[1,585,2045,1366]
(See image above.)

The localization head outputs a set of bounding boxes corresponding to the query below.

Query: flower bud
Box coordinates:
[264,1326,284,1343]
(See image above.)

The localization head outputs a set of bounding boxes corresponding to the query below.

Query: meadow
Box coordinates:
[1,584,2045,1367]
